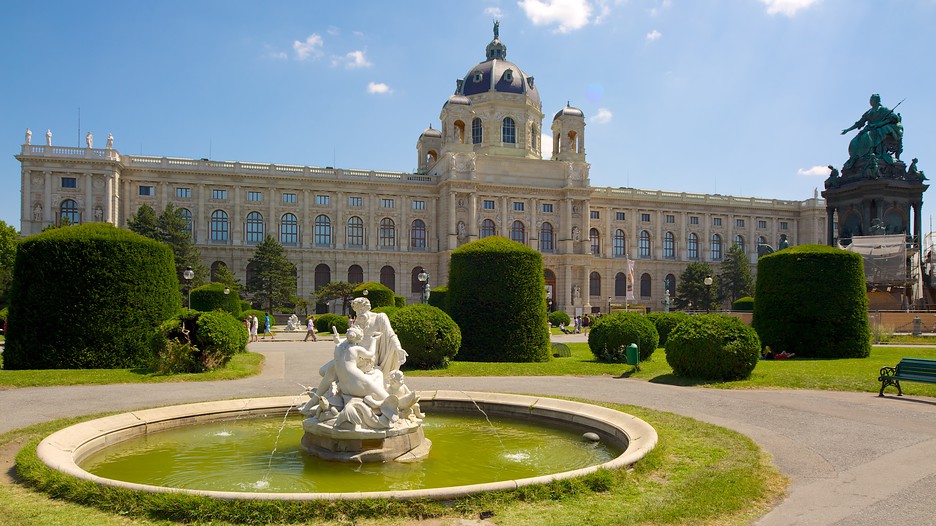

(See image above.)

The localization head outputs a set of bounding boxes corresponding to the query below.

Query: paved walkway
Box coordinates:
[3,334,936,526]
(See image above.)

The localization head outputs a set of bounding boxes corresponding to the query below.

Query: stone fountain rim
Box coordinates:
[36,390,658,501]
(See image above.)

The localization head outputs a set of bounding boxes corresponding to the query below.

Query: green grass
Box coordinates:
[2,402,784,526]
[0,352,264,389]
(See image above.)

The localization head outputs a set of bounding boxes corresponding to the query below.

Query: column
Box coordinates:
[530,198,538,249]
[84,173,93,223]
[501,195,509,237]
[335,191,345,250]
[448,190,457,250]
[302,189,311,247]
[43,171,52,223]
[22,169,31,232]
[197,183,207,242]
[104,174,114,225]
[562,198,573,253]
[468,193,478,240]
[400,195,410,252]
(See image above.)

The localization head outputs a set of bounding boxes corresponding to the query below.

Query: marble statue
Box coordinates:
[86,131,93,149]
[25,128,31,145]
[46,129,52,146]
[572,226,581,241]
[106,133,113,149]
[33,204,42,221]
[286,313,301,331]
[351,296,407,378]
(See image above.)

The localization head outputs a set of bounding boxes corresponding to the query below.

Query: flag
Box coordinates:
[626,259,635,301]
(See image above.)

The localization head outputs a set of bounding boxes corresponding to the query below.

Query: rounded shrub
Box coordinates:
[242,309,266,324]
[315,313,349,334]
[190,282,241,317]
[4,223,181,370]
[394,295,406,308]
[427,285,448,312]
[372,305,399,318]
[665,314,761,380]
[588,312,659,363]
[388,304,461,369]
[732,296,754,312]
[448,237,550,362]
[753,245,870,358]
[645,311,690,347]
[548,310,572,328]
[151,309,247,373]
[352,282,394,309]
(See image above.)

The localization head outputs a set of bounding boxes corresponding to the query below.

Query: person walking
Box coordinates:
[582,314,591,336]
[249,315,259,343]
[263,313,273,340]
[304,315,317,342]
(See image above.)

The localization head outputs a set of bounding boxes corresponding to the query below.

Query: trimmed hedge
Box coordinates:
[448,237,550,362]
[394,295,406,308]
[388,304,461,369]
[4,223,181,370]
[315,313,349,334]
[352,282,395,309]
[548,310,572,328]
[588,312,660,363]
[190,282,241,317]
[645,311,690,347]
[427,285,448,312]
[753,245,871,358]
[151,309,248,373]
[732,296,754,312]
[372,306,399,318]
[665,314,761,380]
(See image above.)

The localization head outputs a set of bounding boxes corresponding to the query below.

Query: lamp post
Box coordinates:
[607,296,612,314]
[417,270,430,304]
[703,276,713,313]
[183,265,194,309]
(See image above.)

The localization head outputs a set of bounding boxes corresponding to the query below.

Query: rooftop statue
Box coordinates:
[840,94,903,176]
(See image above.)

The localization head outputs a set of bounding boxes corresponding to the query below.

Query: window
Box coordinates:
[780,221,789,230]
[711,234,723,260]
[139,185,154,196]
[502,117,516,144]
[513,202,524,212]
[613,229,626,257]
[690,216,699,225]
[664,274,677,296]
[639,230,651,258]
[210,210,228,241]
[758,220,767,229]
[349,196,363,207]
[481,219,496,238]
[380,265,395,291]
[615,212,625,221]
[663,232,675,258]
[539,222,554,252]
[641,213,651,222]
[280,213,298,244]
[176,187,191,198]
[483,200,495,210]
[688,233,699,259]
[245,211,264,243]
[411,267,428,294]
[347,217,364,246]
[348,264,364,284]
[589,271,601,297]
[640,273,652,298]
[60,199,79,223]
[412,200,425,210]
[713,217,722,226]
[472,117,483,144]
[590,211,600,219]
[61,177,77,188]
[180,208,193,237]
[247,191,262,202]
[735,235,745,251]
[314,264,331,291]
[314,215,331,245]
[212,189,227,200]
[381,198,394,209]
[379,218,396,247]
[542,203,554,213]
[615,272,627,296]
[410,219,426,249]
[736,218,745,228]
[283,193,297,204]
[666,214,675,224]
[510,221,525,243]
[590,228,600,255]
[316,195,330,205]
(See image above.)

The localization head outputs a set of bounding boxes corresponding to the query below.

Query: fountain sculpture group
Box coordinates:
[298,296,429,462]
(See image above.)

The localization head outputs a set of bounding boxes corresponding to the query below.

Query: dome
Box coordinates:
[444,94,471,107]
[456,23,540,107]
[554,103,584,119]
[420,126,442,139]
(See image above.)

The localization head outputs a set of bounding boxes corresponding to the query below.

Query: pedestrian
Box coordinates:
[263,313,273,340]
[250,315,259,342]
[304,314,317,342]
[574,315,582,334]
[582,314,591,336]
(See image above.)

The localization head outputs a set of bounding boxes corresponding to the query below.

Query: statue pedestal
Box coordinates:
[301,418,431,463]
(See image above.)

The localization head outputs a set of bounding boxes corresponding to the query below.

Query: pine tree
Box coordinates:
[719,245,754,304]
[247,235,296,312]
[128,204,206,288]
[674,262,719,312]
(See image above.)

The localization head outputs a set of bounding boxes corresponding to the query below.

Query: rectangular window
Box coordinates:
[247,191,262,202]
[758,220,767,229]
[62,177,77,188]
[713,217,722,226]
[641,213,651,222]
[513,202,524,211]
[590,211,600,219]
[349,196,363,207]
[316,195,330,205]
[139,185,154,196]
[780,221,789,230]
[666,214,675,224]
[542,203,554,213]
[615,212,625,221]
[483,200,495,210]
[412,200,425,210]
[381,198,394,209]
[212,189,227,200]
[176,187,191,199]
[690,216,699,225]
[282,193,297,204]
[736,219,745,228]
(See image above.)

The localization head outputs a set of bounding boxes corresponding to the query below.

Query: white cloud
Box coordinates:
[646,29,662,41]
[797,165,831,177]
[334,50,372,69]
[518,0,592,33]
[367,82,392,94]
[263,45,287,60]
[540,132,554,159]
[327,26,340,36]
[648,0,672,16]
[484,7,503,18]
[293,34,324,60]
[759,0,820,17]
[590,108,613,124]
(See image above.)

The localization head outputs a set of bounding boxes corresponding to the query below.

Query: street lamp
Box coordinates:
[417,269,430,304]
[703,276,714,313]
[607,296,612,314]
[183,265,195,309]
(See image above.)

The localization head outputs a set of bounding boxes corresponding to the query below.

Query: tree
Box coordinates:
[674,262,719,312]
[719,245,754,304]
[127,203,159,239]
[129,204,207,287]
[313,281,357,314]
[0,220,19,309]
[246,235,296,312]
[210,261,242,294]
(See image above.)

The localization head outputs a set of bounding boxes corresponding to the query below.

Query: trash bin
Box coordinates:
[625,343,639,366]
[913,316,922,337]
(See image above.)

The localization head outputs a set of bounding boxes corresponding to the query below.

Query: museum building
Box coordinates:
[16,26,826,314]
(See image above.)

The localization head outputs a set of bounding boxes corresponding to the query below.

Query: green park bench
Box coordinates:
[878,358,936,397]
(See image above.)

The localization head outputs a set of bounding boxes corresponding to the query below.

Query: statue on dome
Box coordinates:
[493,20,499,39]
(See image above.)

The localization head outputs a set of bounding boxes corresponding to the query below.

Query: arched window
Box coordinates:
[758,235,767,247]
[590,228,600,255]
[734,235,745,252]
[411,267,427,293]
[472,117,483,144]
[347,216,364,247]
[411,219,427,249]
[280,213,298,245]
[711,234,723,260]
[663,231,675,258]
[539,222,554,252]
[60,199,79,224]
[454,120,466,143]
[314,214,331,246]
[210,210,228,241]
[613,229,626,257]
[379,218,396,247]
[639,230,651,258]
[245,211,263,243]
[380,265,395,291]
[615,272,627,296]
[664,273,677,296]
[589,271,601,297]
[510,220,525,244]
[347,264,363,284]
[688,233,699,259]
[640,273,652,298]
[502,117,516,144]
[480,219,496,238]
[210,261,227,282]
[245,261,257,287]
[544,269,556,303]
[314,264,331,291]
[180,208,193,238]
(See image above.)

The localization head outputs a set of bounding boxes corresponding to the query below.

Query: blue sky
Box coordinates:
[3,0,935,233]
